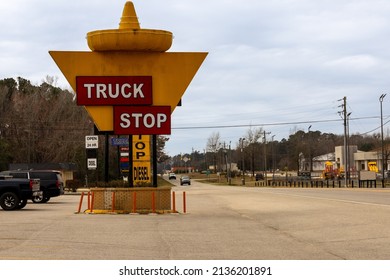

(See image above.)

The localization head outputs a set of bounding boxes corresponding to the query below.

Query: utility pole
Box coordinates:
[380,94,387,187]
[308,125,312,172]
[263,131,271,185]
[272,135,276,181]
[347,112,351,179]
[239,138,246,185]
[223,142,231,184]
[229,141,232,185]
[338,96,348,187]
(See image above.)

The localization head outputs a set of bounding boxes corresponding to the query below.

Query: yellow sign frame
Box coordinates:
[49,51,207,132]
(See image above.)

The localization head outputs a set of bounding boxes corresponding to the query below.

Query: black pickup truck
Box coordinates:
[0,176,41,210]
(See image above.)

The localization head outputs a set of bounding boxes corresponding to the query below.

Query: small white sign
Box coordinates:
[85,135,99,149]
[87,158,97,170]
[182,156,190,163]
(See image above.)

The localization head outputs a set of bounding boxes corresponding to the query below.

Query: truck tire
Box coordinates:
[32,195,43,203]
[0,192,20,210]
[17,199,28,209]
[32,195,49,203]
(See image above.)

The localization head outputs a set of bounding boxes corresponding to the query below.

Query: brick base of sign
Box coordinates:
[90,187,172,213]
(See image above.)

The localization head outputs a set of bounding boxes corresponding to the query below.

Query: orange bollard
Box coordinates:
[87,191,91,210]
[111,191,116,212]
[151,191,156,213]
[183,191,186,214]
[132,192,137,213]
[77,192,85,213]
[90,192,95,213]
[172,191,176,213]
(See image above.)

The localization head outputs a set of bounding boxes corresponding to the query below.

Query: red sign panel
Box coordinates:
[76,76,152,106]
[114,106,171,135]
[120,157,129,162]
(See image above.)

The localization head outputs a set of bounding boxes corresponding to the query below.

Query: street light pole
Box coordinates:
[223,142,231,184]
[346,112,351,181]
[239,138,245,185]
[380,94,387,186]
[263,131,271,185]
[272,135,275,181]
[339,96,348,187]
[308,125,312,172]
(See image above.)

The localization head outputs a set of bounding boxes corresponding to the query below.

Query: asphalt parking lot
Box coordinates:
[1,180,390,260]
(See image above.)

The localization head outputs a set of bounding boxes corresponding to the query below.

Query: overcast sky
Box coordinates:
[1,0,390,156]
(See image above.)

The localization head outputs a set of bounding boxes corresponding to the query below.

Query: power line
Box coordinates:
[172,116,381,130]
[357,119,390,136]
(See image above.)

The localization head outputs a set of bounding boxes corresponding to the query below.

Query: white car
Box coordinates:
[180,176,191,186]
[168,173,176,180]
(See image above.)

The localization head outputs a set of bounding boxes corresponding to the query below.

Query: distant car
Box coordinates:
[255,173,264,181]
[168,173,176,180]
[180,176,191,186]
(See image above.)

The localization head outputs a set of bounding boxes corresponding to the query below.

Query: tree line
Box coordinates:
[168,127,387,175]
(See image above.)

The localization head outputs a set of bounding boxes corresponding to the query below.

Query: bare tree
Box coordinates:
[0,78,92,176]
[243,127,263,176]
[206,131,221,172]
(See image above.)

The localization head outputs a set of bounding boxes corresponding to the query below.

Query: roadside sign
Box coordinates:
[133,161,150,181]
[133,135,150,160]
[50,51,207,132]
[114,135,151,182]
[50,1,207,186]
[133,135,151,183]
[114,106,171,135]
[85,135,99,149]
[76,76,152,106]
[111,137,129,146]
[87,158,97,170]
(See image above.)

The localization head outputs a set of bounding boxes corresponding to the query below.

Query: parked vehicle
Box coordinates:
[0,175,41,210]
[321,161,344,180]
[169,173,176,180]
[255,173,264,181]
[368,161,379,173]
[180,175,191,186]
[0,170,64,203]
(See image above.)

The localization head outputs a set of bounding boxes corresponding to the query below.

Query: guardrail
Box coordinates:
[254,179,387,188]
[76,189,187,214]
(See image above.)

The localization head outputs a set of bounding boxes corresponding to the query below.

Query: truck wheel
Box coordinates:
[32,195,50,203]
[0,192,20,210]
[32,195,43,203]
[17,199,28,209]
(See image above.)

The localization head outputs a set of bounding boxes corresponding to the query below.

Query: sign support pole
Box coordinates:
[116,137,120,178]
[152,135,158,187]
[128,135,133,188]
[104,132,109,182]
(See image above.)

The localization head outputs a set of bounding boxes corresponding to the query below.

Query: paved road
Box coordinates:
[1,180,390,260]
